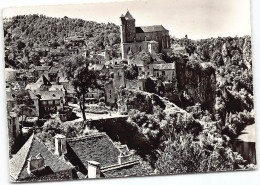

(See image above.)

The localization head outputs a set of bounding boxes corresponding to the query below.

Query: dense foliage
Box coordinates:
[4,15,120,68]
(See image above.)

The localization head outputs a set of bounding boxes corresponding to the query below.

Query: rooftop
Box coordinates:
[136,25,168,33]
[35,66,51,71]
[121,10,135,20]
[66,133,120,168]
[9,134,74,181]
[153,63,175,70]
[36,91,65,100]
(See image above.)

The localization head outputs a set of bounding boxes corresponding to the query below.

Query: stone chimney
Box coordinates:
[88,161,101,178]
[27,153,45,174]
[54,134,67,156]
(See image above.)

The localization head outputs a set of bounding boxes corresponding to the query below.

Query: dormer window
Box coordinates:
[27,153,45,174]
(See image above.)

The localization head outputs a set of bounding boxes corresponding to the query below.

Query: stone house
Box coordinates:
[104,81,115,106]
[35,91,65,118]
[152,63,176,82]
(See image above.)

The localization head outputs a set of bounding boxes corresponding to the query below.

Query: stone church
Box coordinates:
[120,10,171,59]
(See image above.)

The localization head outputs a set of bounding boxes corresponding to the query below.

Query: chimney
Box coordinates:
[88,161,101,178]
[54,134,67,156]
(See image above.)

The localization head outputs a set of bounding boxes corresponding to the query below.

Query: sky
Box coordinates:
[3,0,251,39]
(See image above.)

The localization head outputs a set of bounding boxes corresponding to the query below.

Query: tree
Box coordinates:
[63,55,99,121]
[145,77,156,93]
[125,64,138,80]
[155,133,245,174]
[12,90,35,124]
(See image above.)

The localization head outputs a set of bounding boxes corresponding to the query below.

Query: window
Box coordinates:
[162,71,166,75]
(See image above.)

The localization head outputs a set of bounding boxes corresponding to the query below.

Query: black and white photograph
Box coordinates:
[2,0,257,183]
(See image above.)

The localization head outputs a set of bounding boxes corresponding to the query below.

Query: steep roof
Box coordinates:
[136,25,168,33]
[25,83,42,91]
[9,134,74,181]
[28,90,39,100]
[49,85,65,92]
[153,63,175,70]
[35,75,52,86]
[124,10,135,20]
[88,64,106,71]
[66,133,120,168]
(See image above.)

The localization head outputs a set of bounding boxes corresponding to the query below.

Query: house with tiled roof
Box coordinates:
[61,132,149,178]
[9,132,150,182]
[9,134,75,182]
[35,91,66,118]
[25,75,52,93]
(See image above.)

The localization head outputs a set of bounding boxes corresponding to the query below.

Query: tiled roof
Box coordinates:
[174,46,186,51]
[58,76,69,83]
[66,133,120,168]
[102,161,149,178]
[136,25,168,33]
[25,83,42,91]
[49,67,59,74]
[35,75,52,86]
[153,63,175,70]
[28,90,39,100]
[36,91,65,100]
[35,66,51,71]
[89,64,106,71]
[9,134,74,181]
[49,85,65,92]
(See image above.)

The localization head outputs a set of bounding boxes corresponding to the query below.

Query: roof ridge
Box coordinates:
[101,160,139,172]
[67,132,107,142]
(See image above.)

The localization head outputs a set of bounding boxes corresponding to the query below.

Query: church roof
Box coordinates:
[9,134,74,181]
[136,25,168,33]
[124,10,135,20]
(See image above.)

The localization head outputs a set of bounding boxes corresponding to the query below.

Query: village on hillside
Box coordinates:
[4,10,256,182]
